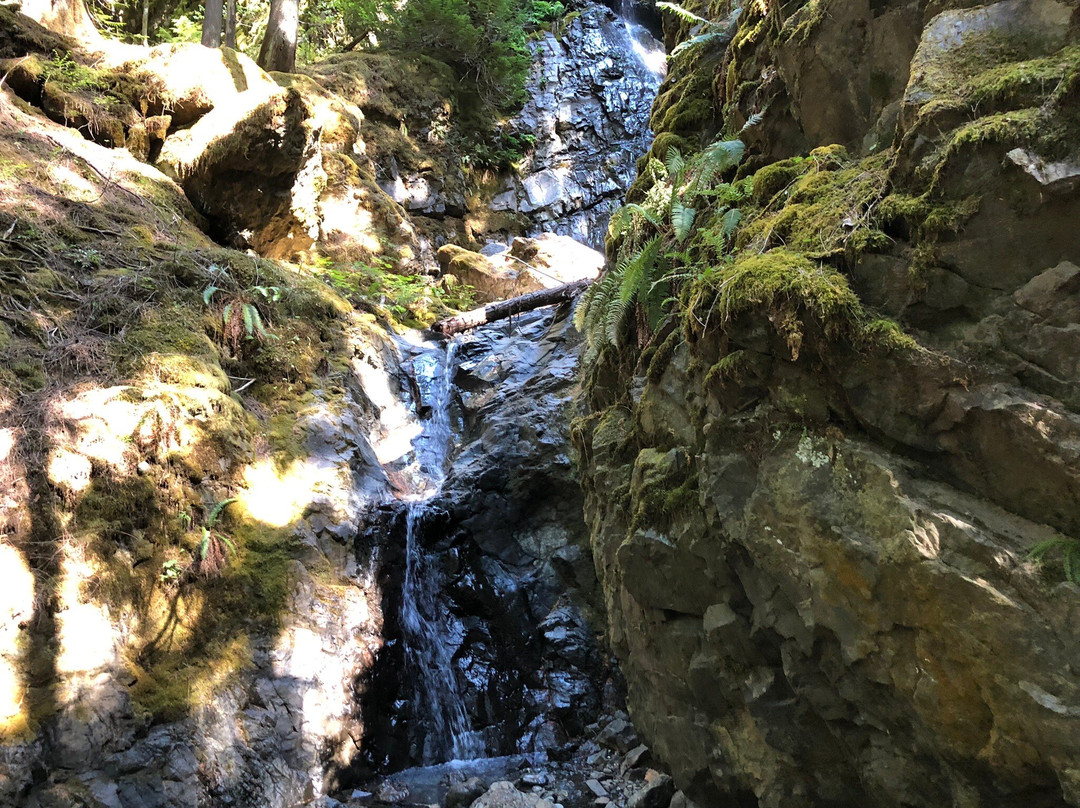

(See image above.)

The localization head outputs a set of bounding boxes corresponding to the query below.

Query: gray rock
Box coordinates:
[470,781,554,808]
[446,776,487,808]
[626,775,676,808]
[494,4,663,247]
[595,718,640,753]
[620,744,651,774]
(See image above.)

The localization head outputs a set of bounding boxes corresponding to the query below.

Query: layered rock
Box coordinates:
[577,1,1080,806]
[489,3,664,247]
[358,307,612,772]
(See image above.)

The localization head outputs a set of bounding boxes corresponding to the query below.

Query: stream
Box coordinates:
[357,2,667,782]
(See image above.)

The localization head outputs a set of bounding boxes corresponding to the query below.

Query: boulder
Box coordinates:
[446,777,488,808]
[469,781,554,808]
[437,237,602,304]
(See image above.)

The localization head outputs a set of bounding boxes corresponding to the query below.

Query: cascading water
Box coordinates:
[619,0,667,78]
[397,340,484,763]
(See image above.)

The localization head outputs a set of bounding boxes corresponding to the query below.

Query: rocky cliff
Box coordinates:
[575,1,1080,806]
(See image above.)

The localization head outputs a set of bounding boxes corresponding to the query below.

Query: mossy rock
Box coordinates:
[737,150,890,259]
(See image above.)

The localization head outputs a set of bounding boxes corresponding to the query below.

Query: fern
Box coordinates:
[197,498,238,578]
[721,208,743,238]
[207,497,237,528]
[1029,536,1080,584]
[624,202,665,230]
[665,146,686,180]
[670,29,731,58]
[671,199,696,243]
[655,1,710,26]
[580,130,755,357]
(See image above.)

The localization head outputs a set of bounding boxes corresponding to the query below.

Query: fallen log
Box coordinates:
[431,278,592,336]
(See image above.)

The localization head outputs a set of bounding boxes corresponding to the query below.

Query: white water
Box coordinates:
[397,339,484,763]
[620,0,667,79]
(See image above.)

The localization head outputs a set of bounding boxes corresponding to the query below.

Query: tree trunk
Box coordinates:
[20,0,101,42]
[431,279,592,336]
[141,0,149,45]
[202,0,224,47]
[257,0,299,73]
[224,0,237,48]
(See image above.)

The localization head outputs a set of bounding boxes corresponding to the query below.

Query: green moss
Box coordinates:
[861,318,919,352]
[912,29,1044,103]
[630,447,698,529]
[737,151,890,259]
[704,349,749,387]
[779,0,826,46]
[650,68,714,138]
[645,327,682,384]
[877,192,981,238]
[649,132,691,163]
[749,157,806,205]
[657,97,713,134]
[928,107,1042,188]
[966,45,1080,109]
[10,359,45,391]
[712,249,860,326]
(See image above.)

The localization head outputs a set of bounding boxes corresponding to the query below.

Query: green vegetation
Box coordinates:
[195,497,238,577]
[656,1,736,60]
[202,278,282,356]
[1029,536,1080,585]
[575,134,752,360]
[318,257,476,329]
[737,146,892,259]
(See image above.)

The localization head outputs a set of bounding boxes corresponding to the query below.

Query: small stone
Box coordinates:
[669,791,704,808]
[627,774,676,808]
[585,779,608,798]
[620,744,651,775]
[137,460,151,474]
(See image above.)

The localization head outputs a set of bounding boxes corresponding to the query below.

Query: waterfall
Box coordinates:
[397,339,484,763]
[619,0,667,79]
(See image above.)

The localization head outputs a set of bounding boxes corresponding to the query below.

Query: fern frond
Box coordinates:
[584,272,620,349]
[671,199,696,243]
[655,1,711,25]
[605,293,634,345]
[248,305,270,340]
[665,146,686,181]
[721,208,743,238]
[670,29,731,58]
[691,138,746,192]
[572,284,594,331]
[625,202,664,230]
[740,111,765,133]
[207,498,237,528]
[1029,535,1080,583]
[608,206,634,241]
[242,303,255,339]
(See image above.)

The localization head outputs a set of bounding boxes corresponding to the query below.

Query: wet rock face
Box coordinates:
[577,0,1080,806]
[490,4,663,248]
[355,308,611,775]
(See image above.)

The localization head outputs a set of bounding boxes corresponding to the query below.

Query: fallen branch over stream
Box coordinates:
[431,278,592,336]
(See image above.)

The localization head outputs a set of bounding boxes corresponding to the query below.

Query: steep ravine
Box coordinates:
[576,1,1080,807]
[0,3,662,806]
